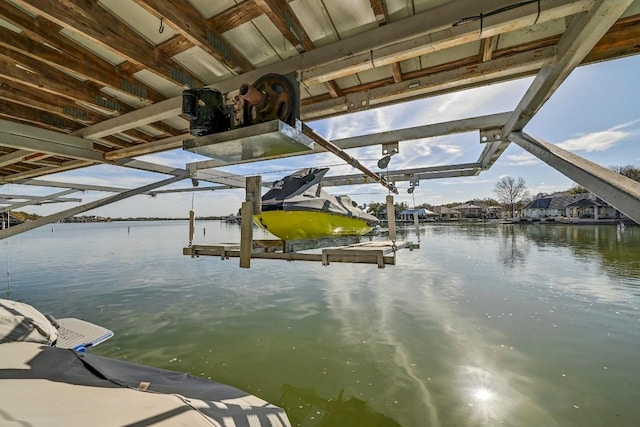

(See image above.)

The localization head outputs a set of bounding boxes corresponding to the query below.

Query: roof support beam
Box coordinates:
[303,46,552,120]
[301,0,590,86]
[334,112,511,149]
[12,179,128,193]
[0,150,30,167]
[502,0,634,136]
[0,189,78,213]
[322,164,480,187]
[0,119,103,162]
[0,175,186,239]
[104,135,189,161]
[187,112,512,170]
[510,132,640,224]
[0,193,81,203]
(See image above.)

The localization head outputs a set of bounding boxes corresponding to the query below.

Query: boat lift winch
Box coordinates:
[181,73,416,269]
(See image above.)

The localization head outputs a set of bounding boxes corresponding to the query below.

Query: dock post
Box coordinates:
[386,195,396,242]
[240,201,253,268]
[240,176,262,269]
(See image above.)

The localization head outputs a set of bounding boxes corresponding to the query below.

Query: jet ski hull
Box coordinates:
[254,210,375,240]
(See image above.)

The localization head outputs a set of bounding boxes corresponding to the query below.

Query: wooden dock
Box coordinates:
[183,239,418,268]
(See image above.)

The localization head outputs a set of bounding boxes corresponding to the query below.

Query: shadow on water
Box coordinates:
[278,384,401,427]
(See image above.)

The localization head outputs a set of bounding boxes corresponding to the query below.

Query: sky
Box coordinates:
[4,54,640,218]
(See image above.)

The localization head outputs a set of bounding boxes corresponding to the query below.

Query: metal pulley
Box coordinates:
[239,73,296,126]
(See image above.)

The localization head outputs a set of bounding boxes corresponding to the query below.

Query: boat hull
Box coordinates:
[254,210,374,240]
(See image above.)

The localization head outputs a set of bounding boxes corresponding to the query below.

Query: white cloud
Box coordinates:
[557,119,640,152]
[557,130,629,152]
[441,178,492,186]
[528,182,571,195]
[503,152,539,166]
[438,143,464,156]
[322,108,390,141]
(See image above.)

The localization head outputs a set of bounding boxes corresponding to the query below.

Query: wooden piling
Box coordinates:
[240,176,262,268]
[386,195,396,241]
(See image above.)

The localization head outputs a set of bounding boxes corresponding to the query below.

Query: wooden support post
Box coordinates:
[413,210,420,242]
[240,176,262,268]
[189,210,195,242]
[240,201,253,268]
[386,195,396,242]
[246,176,262,214]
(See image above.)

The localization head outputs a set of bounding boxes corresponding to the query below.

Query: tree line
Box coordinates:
[365,164,640,218]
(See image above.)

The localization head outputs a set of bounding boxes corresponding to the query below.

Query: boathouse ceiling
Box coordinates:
[1,0,640,223]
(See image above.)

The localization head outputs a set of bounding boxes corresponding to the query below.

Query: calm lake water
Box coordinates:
[3,221,640,426]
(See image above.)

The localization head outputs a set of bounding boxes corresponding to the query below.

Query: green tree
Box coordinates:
[567,185,588,194]
[366,202,385,218]
[494,176,530,218]
[610,164,640,182]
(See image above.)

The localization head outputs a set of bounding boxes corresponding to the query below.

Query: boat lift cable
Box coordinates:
[188,183,196,248]
[302,124,398,195]
[4,211,11,299]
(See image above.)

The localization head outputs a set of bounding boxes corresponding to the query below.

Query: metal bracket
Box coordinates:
[382,142,399,156]
[480,127,503,143]
[346,92,370,111]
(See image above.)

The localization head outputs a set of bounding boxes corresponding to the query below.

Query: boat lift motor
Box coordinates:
[182,73,299,137]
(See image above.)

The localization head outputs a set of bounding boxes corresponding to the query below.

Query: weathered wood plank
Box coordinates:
[135,0,253,73]
[14,0,202,87]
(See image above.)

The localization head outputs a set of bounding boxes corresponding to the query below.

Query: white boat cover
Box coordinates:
[262,167,379,223]
[0,299,58,345]
[0,300,291,426]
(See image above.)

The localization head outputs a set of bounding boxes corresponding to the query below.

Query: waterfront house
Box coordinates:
[522,192,623,221]
[398,208,437,221]
[432,206,460,220]
[485,205,507,219]
[452,202,483,219]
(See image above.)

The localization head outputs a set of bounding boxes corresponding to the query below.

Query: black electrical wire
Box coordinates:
[453,0,541,27]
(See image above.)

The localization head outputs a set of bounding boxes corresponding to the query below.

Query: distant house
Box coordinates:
[522,192,623,221]
[432,206,460,220]
[485,205,507,219]
[398,208,436,221]
[452,202,483,218]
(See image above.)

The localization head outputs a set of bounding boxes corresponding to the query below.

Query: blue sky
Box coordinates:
[6,54,640,218]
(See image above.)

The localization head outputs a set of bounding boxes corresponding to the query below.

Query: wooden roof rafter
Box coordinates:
[12,0,203,88]
[368,0,405,83]
[0,51,178,145]
[0,1,168,105]
[133,0,253,74]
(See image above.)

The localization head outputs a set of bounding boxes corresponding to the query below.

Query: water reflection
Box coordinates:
[279,385,401,426]
[498,226,530,267]
[518,225,640,291]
